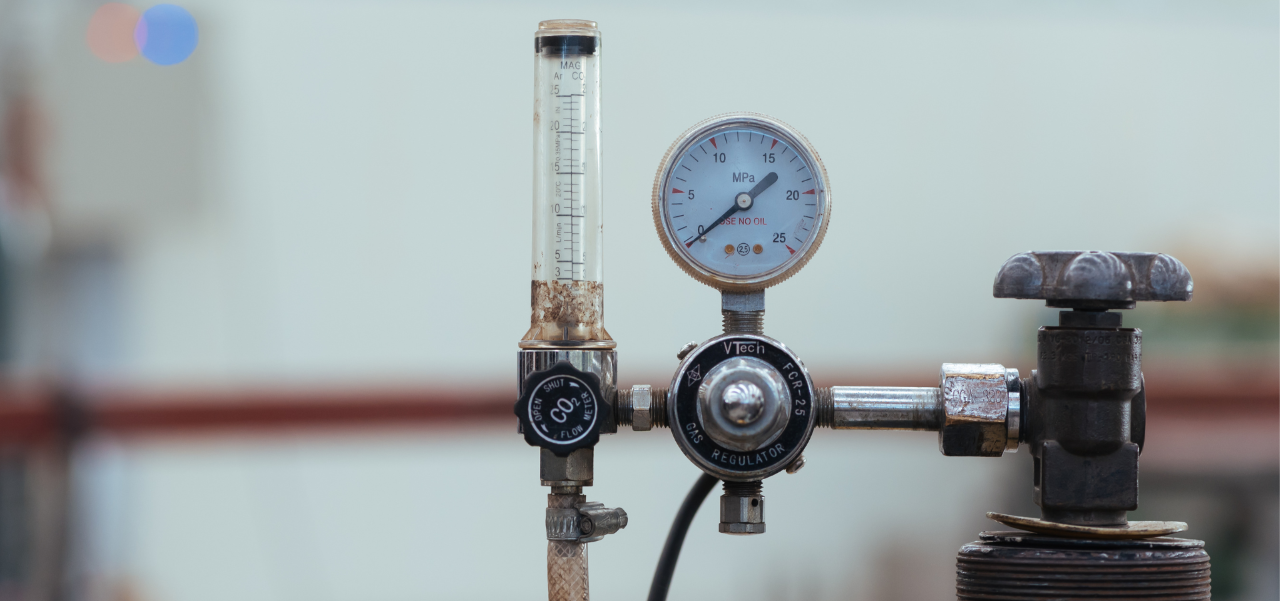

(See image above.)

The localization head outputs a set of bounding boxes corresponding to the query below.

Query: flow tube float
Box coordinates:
[522,20,613,348]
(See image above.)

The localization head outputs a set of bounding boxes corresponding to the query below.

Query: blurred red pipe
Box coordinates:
[96,388,517,435]
[0,386,516,444]
[0,370,1271,445]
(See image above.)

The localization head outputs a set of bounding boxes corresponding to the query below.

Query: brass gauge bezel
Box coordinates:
[651,113,832,292]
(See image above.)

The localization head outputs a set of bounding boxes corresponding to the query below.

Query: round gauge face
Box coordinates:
[653,114,831,291]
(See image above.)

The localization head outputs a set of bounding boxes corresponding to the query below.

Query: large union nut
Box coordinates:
[939,363,1010,457]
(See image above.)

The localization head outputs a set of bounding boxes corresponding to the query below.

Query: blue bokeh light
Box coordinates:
[134,4,198,66]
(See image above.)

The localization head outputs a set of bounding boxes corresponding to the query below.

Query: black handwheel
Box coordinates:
[515,361,608,456]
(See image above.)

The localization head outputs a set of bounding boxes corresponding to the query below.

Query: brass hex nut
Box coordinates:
[938,363,1009,457]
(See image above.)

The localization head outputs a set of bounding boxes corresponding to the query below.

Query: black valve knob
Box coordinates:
[515,361,609,456]
[993,250,1192,529]
[993,251,1192,310]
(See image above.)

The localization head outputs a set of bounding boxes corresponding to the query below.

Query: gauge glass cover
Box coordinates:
[653,114,831,291]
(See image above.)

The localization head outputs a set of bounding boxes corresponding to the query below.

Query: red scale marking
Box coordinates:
[803,189,816,195]
[770,139,778,150]
[785,245,796,255]
[672,188,684,194]
[709,138,717,149]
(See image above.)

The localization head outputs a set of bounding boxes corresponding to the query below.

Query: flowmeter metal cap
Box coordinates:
[516,361,609,456]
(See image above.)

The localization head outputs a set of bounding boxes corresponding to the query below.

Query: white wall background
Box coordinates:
[8,1,1276,600]
[27,0,1279,385]
[79,429,1019,601]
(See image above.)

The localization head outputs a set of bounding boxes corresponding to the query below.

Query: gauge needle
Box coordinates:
[683,172,778,247]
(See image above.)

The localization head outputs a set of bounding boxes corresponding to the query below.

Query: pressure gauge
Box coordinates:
[652,113,831,292]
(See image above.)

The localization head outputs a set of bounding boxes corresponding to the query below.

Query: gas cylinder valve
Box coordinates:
[994,250,1192,530]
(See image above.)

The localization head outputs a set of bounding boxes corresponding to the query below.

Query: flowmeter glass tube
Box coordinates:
[523,20,612,347]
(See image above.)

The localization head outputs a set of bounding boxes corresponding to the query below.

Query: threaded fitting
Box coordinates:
[719,479,765,535]
[958,533,1210,600]
[722,480,763,496]
[722,310,764,335]
[652,388,668,428]
[615,388,632,427]
[617,387,669,429]
[815,387,834,428]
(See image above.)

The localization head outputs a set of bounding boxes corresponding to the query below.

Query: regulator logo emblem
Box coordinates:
[687,364,702,385]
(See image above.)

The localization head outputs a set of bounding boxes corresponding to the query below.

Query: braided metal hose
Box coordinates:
[547,541,588,601]
[547,493,589,601]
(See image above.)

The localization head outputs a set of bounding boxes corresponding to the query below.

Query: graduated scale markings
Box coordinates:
[665,130,819,277]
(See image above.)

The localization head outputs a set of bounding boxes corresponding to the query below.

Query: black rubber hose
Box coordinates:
[647,473,718,601]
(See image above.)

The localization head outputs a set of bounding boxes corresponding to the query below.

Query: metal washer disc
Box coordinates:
[986,511,1188,540]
